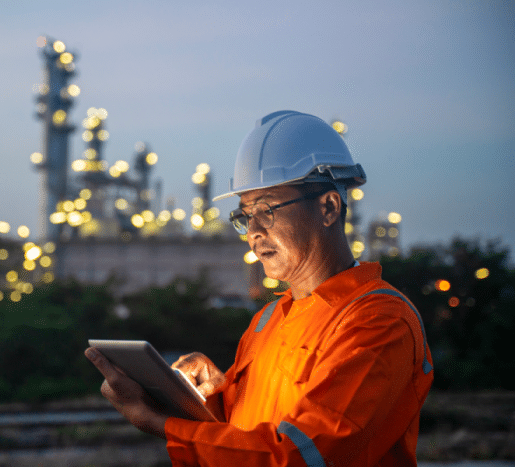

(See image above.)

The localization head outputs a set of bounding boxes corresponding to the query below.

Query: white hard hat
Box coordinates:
[213,110,366,202]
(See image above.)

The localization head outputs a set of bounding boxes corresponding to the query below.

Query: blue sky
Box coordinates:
[1,0,514,259]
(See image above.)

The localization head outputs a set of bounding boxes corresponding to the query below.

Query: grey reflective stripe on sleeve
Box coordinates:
[353,288,433,374]
[277,421,327,467]
[254,299,279,332]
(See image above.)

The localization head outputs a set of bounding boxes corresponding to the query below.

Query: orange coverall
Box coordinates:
[165,262,433,466]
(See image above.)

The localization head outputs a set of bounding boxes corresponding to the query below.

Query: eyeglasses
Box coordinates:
[229,190,328,234]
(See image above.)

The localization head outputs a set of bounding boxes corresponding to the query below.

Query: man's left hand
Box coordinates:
[85,347,169,439]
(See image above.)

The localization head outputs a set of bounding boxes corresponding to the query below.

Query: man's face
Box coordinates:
[239,185,324,285]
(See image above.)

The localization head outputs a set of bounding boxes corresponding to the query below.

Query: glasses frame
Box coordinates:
[229,189,329,234]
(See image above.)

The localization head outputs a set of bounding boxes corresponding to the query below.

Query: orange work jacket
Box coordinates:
[165,262,433,466]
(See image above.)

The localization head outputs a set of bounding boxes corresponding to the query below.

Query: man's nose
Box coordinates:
[247,215,267,239]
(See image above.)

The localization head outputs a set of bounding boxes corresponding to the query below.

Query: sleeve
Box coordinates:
[165,303,421,467]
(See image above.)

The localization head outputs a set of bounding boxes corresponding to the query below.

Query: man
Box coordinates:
[85,110,433,466]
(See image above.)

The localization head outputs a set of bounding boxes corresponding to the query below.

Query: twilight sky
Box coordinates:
[1,0,514,260]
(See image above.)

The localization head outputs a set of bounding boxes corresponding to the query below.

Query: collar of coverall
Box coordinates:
[273,261,382,307]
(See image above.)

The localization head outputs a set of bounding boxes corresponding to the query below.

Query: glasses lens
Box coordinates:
[229,209,248,234]
[252,203,274,229]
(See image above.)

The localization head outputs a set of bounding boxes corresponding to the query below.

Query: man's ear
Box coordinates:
[319,191,342,227]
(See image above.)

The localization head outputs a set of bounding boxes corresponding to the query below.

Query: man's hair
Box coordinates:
[294,182,348,221]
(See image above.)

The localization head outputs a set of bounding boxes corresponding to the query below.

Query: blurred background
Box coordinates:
[0,1,514,466]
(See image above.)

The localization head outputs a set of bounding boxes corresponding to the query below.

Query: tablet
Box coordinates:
[88,340,218,422]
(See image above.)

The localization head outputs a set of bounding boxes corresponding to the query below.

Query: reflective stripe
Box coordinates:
[278,421,326,467]
[254,299,279,332]
[351,288,433,374]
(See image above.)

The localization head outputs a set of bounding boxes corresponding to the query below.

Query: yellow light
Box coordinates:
[59,52,73,64]
[43,241,56,253]
[82,130,93,142]
[81,211,92,223]
[49,212,66,224]
[0,221,10,233]
[30,152,44,164]
[192,172,206,184]
[0,249,8,260]
[97,108,108,120]
[84,148,97,160]
[115,160,129,172]
[0,291,3,301]
[74,198,87,210]
[435,279,451,292]
[80,219,100,236]
[263,277,280,289]
[388,227,399,238]
[97,130,109,141]
[239,234,247,242]
[196,163,210,174]
[475,268,490,280]
[192,197,204,209]
[68,84,80,97]
[23,242,35,251]
[71,160,86,172]
[53,41,66,53]
[23,260,36,271]
[109,166,121,178]
[63,200,75,212]
[67,211,83,227]
[244,250,259,264]
[84,115,101,129]
[205,207,220,221]
[375,226,386,237]
[172,209,186,221]
[80,189,92,200]
[146,152,158,165]
[115,198,129,210]
[42,272,54,283]
[351,241,365,253]
[40,256,52,267]
[6,270,18,282]
[10,291,22,302]
[191,214,205,229]
[18,226,30,238]
[388,212,402,224]
[141,210,155,222]
[22,283,34,294]
[351,189,364,201]
[131,214,144,228]
[158,210,172,222]
[345,222,354,235]
[332,121,348,134]
[25,246,42,261]
[52,110,67,125]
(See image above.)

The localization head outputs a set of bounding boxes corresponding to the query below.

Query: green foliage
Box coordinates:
[380,237,515,391]
[0,274,252,403]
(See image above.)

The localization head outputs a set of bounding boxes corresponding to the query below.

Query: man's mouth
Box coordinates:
[254,246,277,260]
[259,250,276,259]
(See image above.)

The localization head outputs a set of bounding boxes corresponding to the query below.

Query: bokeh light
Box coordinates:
[17,226,30,238]
[475,268,490,280]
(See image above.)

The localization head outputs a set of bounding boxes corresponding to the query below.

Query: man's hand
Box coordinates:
[172,352,227,422]
[85,347,169,439]
[172,352,227,398]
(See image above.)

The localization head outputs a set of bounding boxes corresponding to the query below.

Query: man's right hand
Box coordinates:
[172,352,227,422]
